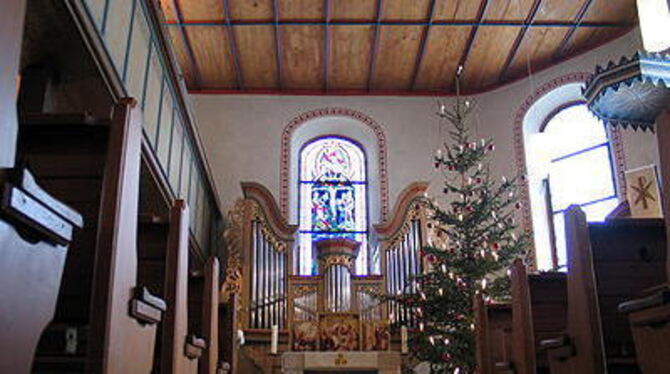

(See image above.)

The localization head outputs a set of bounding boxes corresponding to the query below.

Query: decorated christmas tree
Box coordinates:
[393,88,529,373]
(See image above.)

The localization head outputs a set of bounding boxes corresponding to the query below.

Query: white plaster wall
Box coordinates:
[192,28,658,228]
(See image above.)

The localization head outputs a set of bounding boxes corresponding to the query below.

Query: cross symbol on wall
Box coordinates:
[631,176,656,210]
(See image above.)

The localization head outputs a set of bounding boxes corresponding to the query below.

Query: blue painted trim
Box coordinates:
[299,180,367,185]
[552,195,618,215]
[121,0,138,83]
[101,0,111,35]
[140,41,153,109]
[299,230,368,234]
[154,78,166,147]
[166,106,176,182]
[550,142,609,163]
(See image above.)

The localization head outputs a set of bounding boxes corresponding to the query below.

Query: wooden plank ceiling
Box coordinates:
[158,0,637,95]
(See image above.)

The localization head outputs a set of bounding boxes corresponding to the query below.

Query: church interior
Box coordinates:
[2,0,670,373]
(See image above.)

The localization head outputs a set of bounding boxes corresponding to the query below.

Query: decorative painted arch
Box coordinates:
[280,107,389,222]
[513,71,627,261]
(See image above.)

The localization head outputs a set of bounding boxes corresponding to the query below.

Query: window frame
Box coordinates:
[297,135,370,275]
[540,101,618,268]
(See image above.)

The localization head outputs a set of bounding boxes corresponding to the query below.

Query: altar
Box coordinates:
[281,351,402,374]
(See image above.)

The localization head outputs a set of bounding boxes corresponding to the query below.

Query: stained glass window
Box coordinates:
[299,137,368,275]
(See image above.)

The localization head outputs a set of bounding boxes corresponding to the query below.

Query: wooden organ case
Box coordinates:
[223,182,428,373]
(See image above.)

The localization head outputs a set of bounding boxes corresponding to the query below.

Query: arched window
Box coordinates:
[298,137,368,275]
[541,104,618,267]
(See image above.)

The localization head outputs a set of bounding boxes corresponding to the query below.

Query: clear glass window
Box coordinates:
[543,104,617,267]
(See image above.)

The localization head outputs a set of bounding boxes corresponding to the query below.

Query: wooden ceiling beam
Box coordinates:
[498,0,543,83]
[165,19,628,28]
[223,0,244,90]
[170,0,203,87]
[409,0,437,90]
[553,0,594,59]
[456,0,490,80]
[366,0,384,91]
[323,0,330,92]
[272,0,284,89]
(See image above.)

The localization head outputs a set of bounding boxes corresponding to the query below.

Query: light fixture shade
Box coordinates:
[637,0,670,52]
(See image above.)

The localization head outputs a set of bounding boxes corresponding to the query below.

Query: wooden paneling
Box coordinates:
[178,0,224,21]
[186,27,236,89]
[234,26,278,89]
[159,0,178,22]
[583,0,637,23]
[160,0,637,93]
[329,25,374,90]
[280,25,324,89]
[506,27,569,80]
[414,26,471,90]
[167,28,197,87]
[534,0,583,21]
[372,25,423,90]
[484,0,535,21]
[462,26,519,90]
[229,0,274,20]
[279,0,324,20]
[433,0,482,21]
[382,0,432,20]
[331,0,377,20]
[564,27,630,56]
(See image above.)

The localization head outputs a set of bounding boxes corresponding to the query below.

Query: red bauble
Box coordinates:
[442,352,451,361]
[475,177,483,184]
[447,164,456,171]
[465,206,473,213]
[491,242,501,251]
[426,254,438,264]
[515,202,523,209]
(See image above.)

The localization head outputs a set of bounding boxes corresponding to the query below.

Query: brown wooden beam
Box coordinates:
[165,19,629,28]
[223,0,244,90]
[272,0,284,89]
[498,0,543,83]
[456,0,490,82]
[410,0,437,90]
[367,0,384,91]
[171,0,203,88]
[323,0,331,92]
[553,0,594,59]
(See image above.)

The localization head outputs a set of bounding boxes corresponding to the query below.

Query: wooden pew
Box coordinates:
[619,285,670,374]
[475,294,514,374]
[161,200,206,373]
[200,257,221,374]
[477,261,568,374]
[545,206,666,373]
[0,168,82,373]
[22,100,167,373]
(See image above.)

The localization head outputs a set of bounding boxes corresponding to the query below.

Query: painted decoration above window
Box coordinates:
[299,137,368,275]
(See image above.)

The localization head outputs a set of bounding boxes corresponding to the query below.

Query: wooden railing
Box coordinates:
[65,0,220,255]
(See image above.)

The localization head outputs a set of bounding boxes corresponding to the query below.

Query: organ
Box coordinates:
[222,182,429,372]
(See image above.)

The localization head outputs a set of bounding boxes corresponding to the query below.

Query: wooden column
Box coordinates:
[547,206,606,374]
[87,99,160,374]
[200,257,220,374]
[161,200,201,374]
[510,259,535,374]
[0,0,26,167]
[474,293,492,374]
[656,110,670,277]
